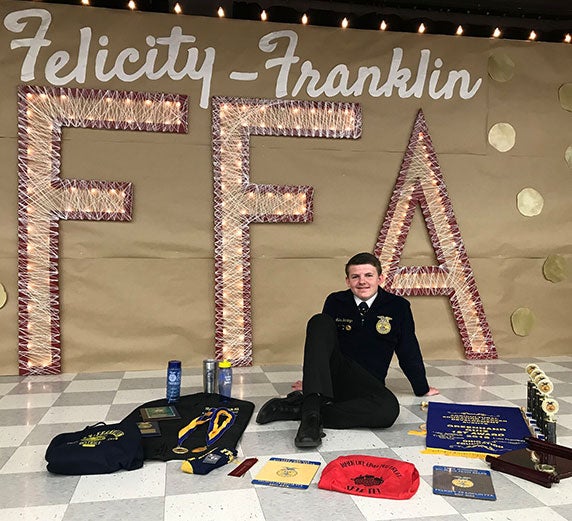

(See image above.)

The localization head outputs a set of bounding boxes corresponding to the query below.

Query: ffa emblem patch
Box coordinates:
[375,316,392,334]
[452,477,474,488]
[353,474,384,486]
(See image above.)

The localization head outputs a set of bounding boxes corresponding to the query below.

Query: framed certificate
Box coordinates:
[136,421,161,437]
[139,405,181,421]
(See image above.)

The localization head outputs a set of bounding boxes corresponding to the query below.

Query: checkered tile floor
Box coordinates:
[1,356,571,521]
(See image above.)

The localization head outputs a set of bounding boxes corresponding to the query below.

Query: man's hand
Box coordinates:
[291,380,303,391]
[425,387,439,396]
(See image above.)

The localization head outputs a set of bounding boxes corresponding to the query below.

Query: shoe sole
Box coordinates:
[294,438,322,448]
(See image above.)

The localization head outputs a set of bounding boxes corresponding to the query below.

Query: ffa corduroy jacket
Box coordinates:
[323,288,430,396]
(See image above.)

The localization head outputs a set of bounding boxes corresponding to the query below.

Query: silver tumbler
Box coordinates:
[203,359,217,393]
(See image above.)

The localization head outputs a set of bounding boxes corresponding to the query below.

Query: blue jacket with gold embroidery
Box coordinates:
[322,288,429,396]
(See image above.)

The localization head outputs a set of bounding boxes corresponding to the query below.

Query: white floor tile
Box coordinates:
[485,385,529,400]
[394,407,426,425]
[231,383,280,399]
[1,445,48,473]
[438,365,492,377]
[112,389,164,405]
[39,405,111,424]
[181,374,202,387]
[0,393,60,409]
[498,373,529,384]
[0,504,67,521]
[233,366,264,374]
[0,383,19,395]
[64,380,121,393]
[352,479,458,520]
[321,428,389,452]
[392,445,490,476]
[463,506,570,521]
[423,376,477,389]
[165,487,265,521]
[503,471,572,506]
[527,362,572,374]
[22,374,76,383]
[71,461,166,503]
[0,359,570,521]
[265,371,303,383]
[0,425,35,447]
[556,413,572,430]
[123,369,165,379]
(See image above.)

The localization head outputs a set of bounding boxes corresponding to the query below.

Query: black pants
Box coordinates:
[302,313,400,429]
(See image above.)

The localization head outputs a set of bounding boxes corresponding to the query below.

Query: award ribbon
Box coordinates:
[173,407,236,454]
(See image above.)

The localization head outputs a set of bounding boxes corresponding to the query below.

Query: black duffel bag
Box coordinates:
[45,420,144,475]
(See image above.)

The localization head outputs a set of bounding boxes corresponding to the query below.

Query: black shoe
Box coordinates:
[294,412,324,448]
[256,391,303,424]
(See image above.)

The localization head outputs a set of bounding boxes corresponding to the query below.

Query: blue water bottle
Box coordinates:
[218,360,232,398]
[166,360,181,403]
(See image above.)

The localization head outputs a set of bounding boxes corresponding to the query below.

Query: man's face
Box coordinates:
[345,264,384,301]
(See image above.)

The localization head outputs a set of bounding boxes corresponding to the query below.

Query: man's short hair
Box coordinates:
[345,252,382,276]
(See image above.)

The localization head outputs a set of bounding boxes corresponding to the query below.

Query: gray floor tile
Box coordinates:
[54,391,117,406]
[23,422,92,445]
[461,374,521,386]
[8,381,71,394]
[74,371,126,380]
[0,446,16,468]
[260,364,302,372]
[240,428,304,456]
[553,503,572,520]
[0,375,23,383]
[118,377,166,390]
[0,472,80,507]
[374,423,428,448]
[0,407,49,426]
[233,372,272,384]
[438,387,504,403]
[0,358,570,521]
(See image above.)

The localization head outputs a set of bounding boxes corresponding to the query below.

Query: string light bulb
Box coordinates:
[341,17,349,29]
[302,13,308,25]
[492,27,501,38]
[456,25,463,36]
[260,10,267,21]
[380,20,387,31]
[81,0,90,5]
[528,30,537,40]
[565,33,572,43]
[217,6,225,17]
[127,0,136,10]
[174,2,182,14]
[418,23,426,34]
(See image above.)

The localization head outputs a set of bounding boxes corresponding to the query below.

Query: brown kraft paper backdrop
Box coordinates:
[0,0,570,374]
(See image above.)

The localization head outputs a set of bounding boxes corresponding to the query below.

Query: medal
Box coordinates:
[171,407,236,455]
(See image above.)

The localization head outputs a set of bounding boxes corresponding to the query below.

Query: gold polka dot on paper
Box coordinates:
[0,283,6,309]
[558,83,572,112]
[488,123,516,152]
[517,187,544,217]
[543,254,568,283]
[511,307,535,336]
[487,53,515,82]
[565,146,572,168]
